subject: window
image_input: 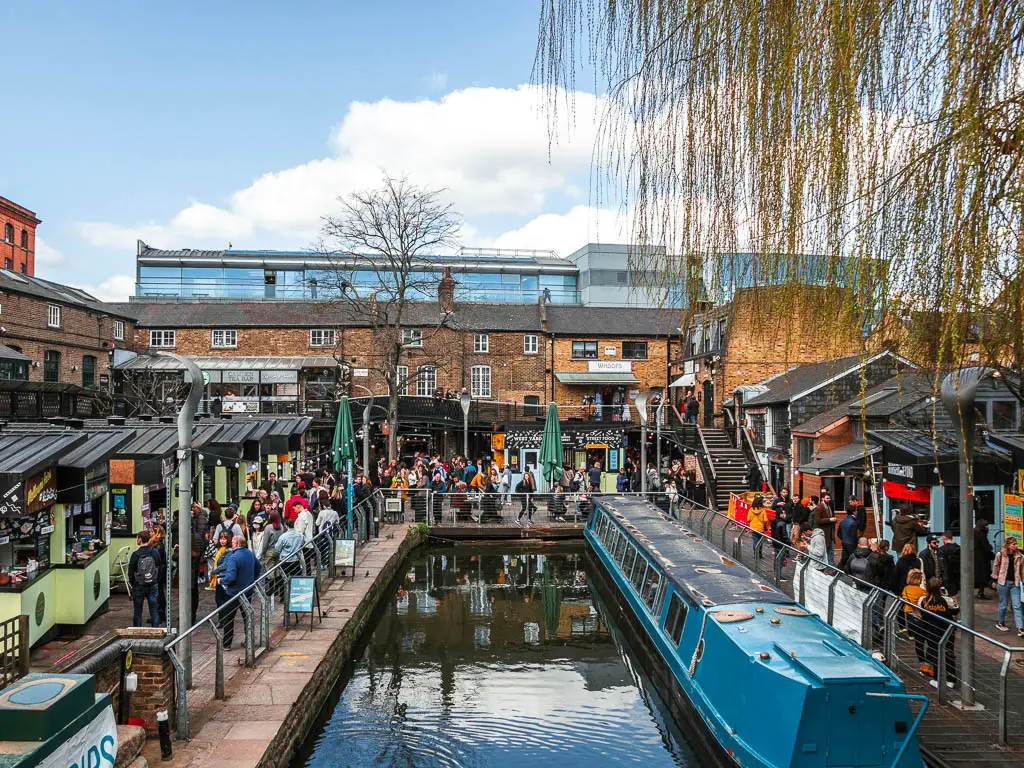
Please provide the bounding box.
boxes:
[20,230,27,249]
[524,334,538,354]
[3,259,10,270]
[622,545,637,577]
[211,329,237,348]
[43,350,60,383]
[473,333,489,353]
[471,365,491,398]
[113,320,124,341]
[402,328,423,347]
[797,437,814,467]
[47,305,61,328]
[82,355,96,389]
[150,330,176,348]
[663,592,688,646]
[415,365,436,396]
[641,568,662,611]
[396,365,409,396]
[524,394,541,418]
[309,329,336,347]
[3,224,11,243]
[630,555,647,591]
[572,341,598,359]
[622,341,648,359]
[991,401,1019,430]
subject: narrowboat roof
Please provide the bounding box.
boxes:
[595,495,794,607]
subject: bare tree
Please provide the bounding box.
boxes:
[318,174,462,460]
[99,368,188,417]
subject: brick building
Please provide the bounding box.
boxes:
[0,270,136,419]
[0,197,40,276]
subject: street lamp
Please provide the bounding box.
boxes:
[460,392,472,458]
[635,391,651,493]
[654,388,665,477]
[941,366,993,709]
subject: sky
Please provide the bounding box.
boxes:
[0,2,631,301]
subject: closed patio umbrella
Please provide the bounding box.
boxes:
[333,396,357,537]
[539,402,563,485]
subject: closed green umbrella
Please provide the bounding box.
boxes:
[332,396,357,537]
[539,402,563,484]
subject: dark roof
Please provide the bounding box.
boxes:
[266,416,314,436]
[544,305,680,336]
[0,345,29,362]
[866,428,962,460]
[791,372,936,434]
[57,429,136,469]
[598,495,793,607]
[0,431,87,475]
[744,352,898,407]
[115,426,181,457]
[797,442,880,475]
[0,269,135,319]
[987,433,1024,456]
[107,299,542,332]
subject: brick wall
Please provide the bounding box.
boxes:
[2,291,135,386]
[0,197,39,275]
[131,650,176,736]
[551,336,673,408]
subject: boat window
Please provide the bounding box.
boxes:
[631,558,647,591]
[595,515,606,541]
[617,540,632,569]
[622,545,637,576]
[643,569,662,611]
[664,592,687,646]
[611,532,626,562]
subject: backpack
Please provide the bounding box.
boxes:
[135,550,159,587]
[849,552,871,581]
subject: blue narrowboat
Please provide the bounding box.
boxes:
[585,495,925,768]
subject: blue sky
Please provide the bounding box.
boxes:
[0,2,626,300]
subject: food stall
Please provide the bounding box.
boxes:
[49,429,135,629]
[0,431,86,647]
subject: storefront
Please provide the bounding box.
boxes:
[795,443,880,535]
[554,364,640,423]
[0,431,85,646]
[498,423,628,491]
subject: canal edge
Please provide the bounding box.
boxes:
[257,526,427,768]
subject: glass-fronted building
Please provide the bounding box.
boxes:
[135,242,581,304]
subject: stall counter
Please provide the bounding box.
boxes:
[52,547,110,626]
[0,568,56,647]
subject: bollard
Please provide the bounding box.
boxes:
[157,709,173,760]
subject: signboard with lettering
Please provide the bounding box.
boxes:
[334,539,356,569]
[260,370,298,384]
[588,360,632,373]
[1005,494,1023,546]
[39,699,117,768]
[504,426,626,450]
[26,468,57,514]
[287,576,321,630]
[223,370,259,384]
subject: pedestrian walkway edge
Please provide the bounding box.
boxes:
[257,528,425,768]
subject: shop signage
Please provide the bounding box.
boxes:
[161,455,178,479]
[0,478,23,517]
[25,468,58,515]
[1005,494,1023,546]
[1018,469,1024,496]
[223,370,259,384]
[886,463,914,480]
[110,485,132,536]
[603,346,616,356]
[224,401,259,413]
[203,370,222,383]
[260,370,298,384]
[504,426,626,450]
[588,360,632,373]
[353,368,369,378]
[39,701,117,768]
[85,470,109,501]
[491,433,505,451]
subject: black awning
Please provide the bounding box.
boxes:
[797,443,879,475]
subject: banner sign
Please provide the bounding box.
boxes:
[288,576,316,613]
[504,427,625,450]
[110,485,132,535]
[0,466,58,518]
[334,539,356,569]
[1005,494,1023,545]
[39,701,117,768]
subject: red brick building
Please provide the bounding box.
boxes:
[0,197,40,276]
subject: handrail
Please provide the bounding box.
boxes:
[675,494,1022,652]
[696,429,717,481]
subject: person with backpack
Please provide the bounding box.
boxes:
[129,530,163,628]
[845,537,878,587]
[918,576,959,682]
[837,513,860,570]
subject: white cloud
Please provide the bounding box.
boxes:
[77,85,609,252]
[486,204,634,258]
[34,238,64,264]
[71,275,136,302]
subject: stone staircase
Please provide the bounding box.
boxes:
[700,427,751,510]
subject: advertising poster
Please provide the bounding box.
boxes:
[1005,494,1023,544]
[288,576,316,613]
[334,539,356,568]
[110,485,132,535]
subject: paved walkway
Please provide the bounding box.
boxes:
[140,526,409,768]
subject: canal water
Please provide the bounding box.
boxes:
[294,544,698,767]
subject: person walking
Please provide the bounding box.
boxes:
[937,530,961,599]
[588,461,602,493]
[500,464,513,506]
[874,540,897,593]
[295,498,317,546]
[284,483,310,523]
[838,512,860,570]
[812,494,837,564]
[211,535,263,650]
[992,536,1024,636]
[919,535,942,583]
[918,576,959,683]
[771,488,794,537]
[189,502,209,624]
[515,471,537,526]
[129,530,163,628]
[901,569,927,657]
[747,495,769,553]
[975,521,995,600]
[275,517,305,598]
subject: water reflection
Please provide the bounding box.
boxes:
[297,546,695,767]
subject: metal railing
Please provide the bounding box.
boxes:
[374,488,674,527]
[672,496,1024,751]
[164,494,380,739]
[0,615,29,687]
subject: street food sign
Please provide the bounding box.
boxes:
[1005,494,1023,545]
[0,467,58,517]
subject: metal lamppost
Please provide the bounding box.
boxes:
[460,392,472,458]
[635,391,651,493]
[362,396,373,478]
[655,388,665,476]
[157,353,203,674]
[941,366,992,709]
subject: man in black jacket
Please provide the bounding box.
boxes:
[938,530,961,597]
[771,488,794,535]
[129,530,163,628]
[919,535,942,582]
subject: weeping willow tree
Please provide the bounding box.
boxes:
[534,0,1023,392]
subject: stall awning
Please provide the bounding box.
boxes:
[554,372,640,385]
[0,344,30,362]
[797,443,880,476]
[883,480,931,503]
[669,373,696,388]
[116,355,337,371]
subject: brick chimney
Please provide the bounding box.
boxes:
[438,267,455,314]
